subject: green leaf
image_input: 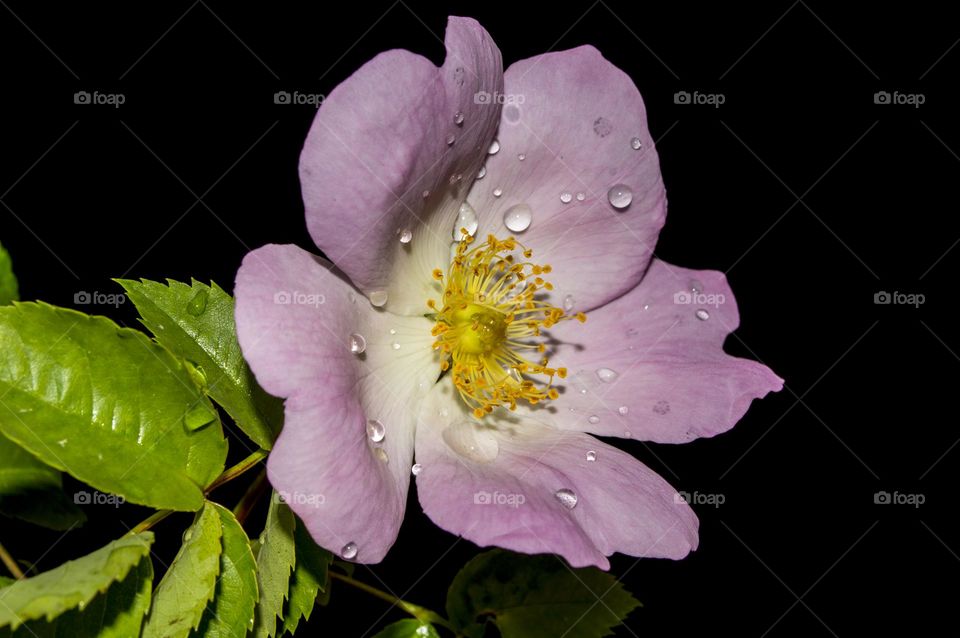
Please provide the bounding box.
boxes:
[0,432,58,495]
[281,520,332,635]
[0,532,153,629]
[371,619,441,638]
[143,503,222,638]
[446,550,642,638]
[0,434,85,530]
[0,577,12,588]
[0,242,17,306]
[251,494,296,638]
[193,502,259,638]
[0,302,228,511]
[116,278,284,450]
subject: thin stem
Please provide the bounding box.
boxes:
[328,571,452,629]
[129,509,173,536]
[232,469,268,524]
[0,540,25,580]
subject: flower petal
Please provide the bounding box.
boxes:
[529,259,783,443]
[235,244,436,562]
[414,386,698,569]
[466,45,666,312]
[299,16,503,315]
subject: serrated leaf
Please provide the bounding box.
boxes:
[0,532,153,629]
[192,502,259,638]
[446,550,642,638]
[0,242,17,306]
[117,278,283,450]
[281,520,332,635]
[371,619,441,638]
[143,503,222,638]
[0,434,85,530]
[251,494,296,638]
[0,302,228,511]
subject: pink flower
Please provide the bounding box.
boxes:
[234,17,782,569]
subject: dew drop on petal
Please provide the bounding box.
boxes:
[563,295,575,312]
[630,136,643,150]
[476,165,486,179]
[341,542,358,559]
[588,414,600,424]
[576,192,586,201]
[618,405,629,416]
[593,116,613,137]
[559,191,572,204]
[608,184,633,210]
[586,450,597,462]
[696,308,710,321]
[366,419,385,442]
[653,400,671,415]
[517,152,526,161]
[503,104,521,123]
[389,328,397,335]
[488,139,500,155]
[411,463,423,476]
[391,341,401,350]
[624,429,632,438]
[492,187,503,198]
[449,173,463,185]
[398,228,412,244]
[596,368,618,383]
[369,290,388,307]
[689,279,703,294]
[453,67,465,86]
[452,201,479,240]
[503,203,532,232]
[442,421,500,463]
[446,134,456,146]
[453,111,464,125]
[421,189,430,199]
[554,488,579,509]
[349,333,366,354]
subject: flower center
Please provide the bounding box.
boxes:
[429,233,585,419]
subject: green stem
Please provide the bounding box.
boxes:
[0,540,25,580]
[232,469,268,524]
[328,571,452,629]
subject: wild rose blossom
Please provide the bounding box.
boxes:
[234,17,782,569]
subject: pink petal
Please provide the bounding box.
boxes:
[531,259,783,443]
[234,244,436,562]
[300,17,503,315]
[414,387,698,569]
[466,45,667,312]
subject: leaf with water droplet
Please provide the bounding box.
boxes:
[371,619,442,637]
[0,432,86,530]
[186,288,208,316]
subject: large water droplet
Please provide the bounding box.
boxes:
[588,415,600,424]
[187,289,208,316]
[453,111,464,125]
[349,333,366,354]
[366,419,385,442]
[554,488,579,509]
[596,368,618,383]
[369,290,388,307]
[411,463,423,476]
[559,191,572,204]
[593,116,613,137]
[563,295,575,312]
[696,308,710,321]
[503,203,532,232]
[341,542,358,559]
[453,201,479,240]
[398,228,412,244]
[586,450,597,462]
[630,136,643,150]
[488,139,500,155]
[476,165,486,179]
[608,184,633,210]
[653,400,671,415]
[442,421,500,463]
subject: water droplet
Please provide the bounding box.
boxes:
[630,136,643,150]
[186,289,208,316]
[488,139,500,155]
[503,203,532,232]
[369,290,388,307]
[653,400,671,415]
[642,304,650,311]
[366,419,385,442]
[596,368,618,383]
[517,153,526,161]
[392,341,401,350]
[422,189,430,199]
[607,184,633,210]
[618,405,629,416]
[586,450,597,462]
[442,421,500,463]
[503,104,521,123]
[580,388,588,395]
[624,429,632,438]
[183,529,193,542]
[476,165,486,179]
[588,415,600,424]
[446,134,456,146]
[398,228,412,244]
[416,626,430,637]
[449,173,463,185]
[453,67,465,86]
[695,308,710,321]
[374,447,389,463]
[341,542,358,559]
[349,333,366,354]
[411,463,423,476]
[452,201,479,239]
[593,116,613,137]
[689,279,703,294]
[453,111,464,125]
[576,192,586,201]
[559,191,572,204]
[389,328,397,335]
[58,438,67,447]
[563,295,575,312]
[492,187,503,198]
[554,488,579,509]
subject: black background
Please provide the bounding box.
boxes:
[1,1,956,636]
